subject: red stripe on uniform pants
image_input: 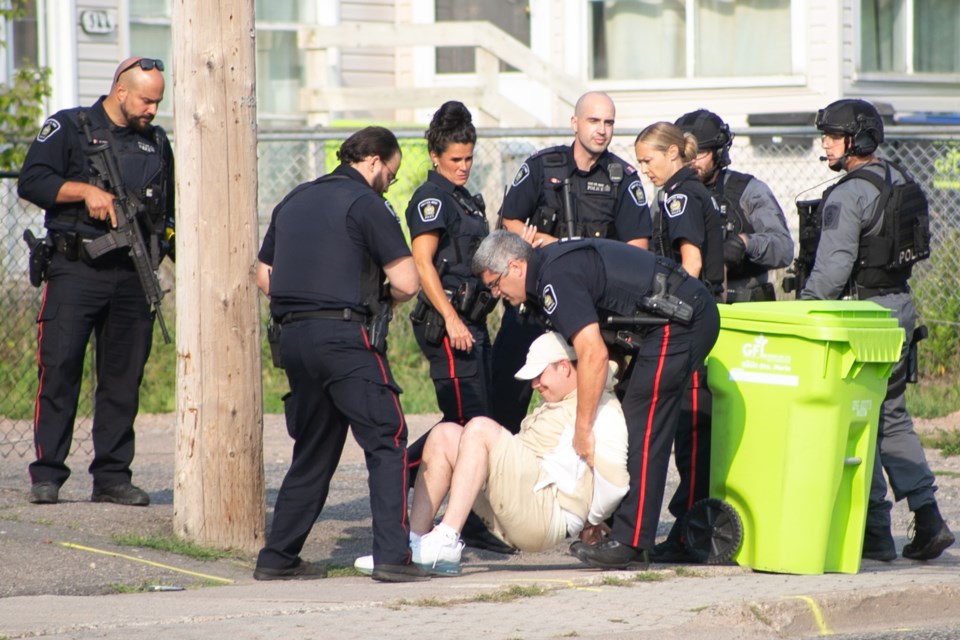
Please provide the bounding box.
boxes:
[32,281,50,461]
[687,370,699,510]
[442,336,465,425]
[631,325,671,548]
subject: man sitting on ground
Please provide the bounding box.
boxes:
[357,331,629,575]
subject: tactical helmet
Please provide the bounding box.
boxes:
[815,99,884,156]
[675,109,733,168]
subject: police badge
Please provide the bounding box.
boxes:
[629,181,647,206]
[666,193,688,218]
[418,198,442,222]
[541,284,558,314]
[36,118,61,143]
[512,162,530,187]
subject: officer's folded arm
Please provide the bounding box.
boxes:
[383,255,419,302]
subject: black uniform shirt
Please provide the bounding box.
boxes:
[18,96,174,237]
[405,170,488,283]
[523,239,659,342]
[655,166,714,251]
[503,144,651,242]
[259,164,411,317]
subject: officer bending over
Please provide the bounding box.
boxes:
[473,230,719,569]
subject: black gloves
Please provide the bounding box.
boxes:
[723,234,747,267]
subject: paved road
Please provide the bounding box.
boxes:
[1,413,959,639]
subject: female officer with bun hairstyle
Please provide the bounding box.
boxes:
[405,101,495,461]
[634,121,724,563]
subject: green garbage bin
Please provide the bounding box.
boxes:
[703,300,904,575]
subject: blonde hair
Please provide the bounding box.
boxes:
[636,122,699,163]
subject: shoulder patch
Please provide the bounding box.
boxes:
[36,118,61,143]
[665,193,688,218]
[628,181,647,207]
[417,197,442,222]
[512,162,531,188]
[384,200,399,221]
[541,284,558,315]
[822,202,840,230]
[624,164,637,175]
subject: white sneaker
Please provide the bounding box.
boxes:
[353,555,374,576]
[413,528,464,576]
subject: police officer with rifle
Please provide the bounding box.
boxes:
[18,57,174,507]
[800,99,953,562]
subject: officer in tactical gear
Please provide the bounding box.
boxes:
[18,57,175,508]
[801,98,953,562]
[491,91,652,435]
[254,127,428,583]
[675,109,794,303]
[473,230,719,570]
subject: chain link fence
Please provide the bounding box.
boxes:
[2,127,959,458]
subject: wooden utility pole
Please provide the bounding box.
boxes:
[171,0,264,551]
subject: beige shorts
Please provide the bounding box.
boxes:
[471,433,568,552]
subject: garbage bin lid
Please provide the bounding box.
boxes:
[718,301,904,363]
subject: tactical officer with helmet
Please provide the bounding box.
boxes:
[801,99,954,562]
[473,230,719,570]
[254,127,428,583]
[491,91,651,434]
[675,109,794,303]
[18,57,174,507]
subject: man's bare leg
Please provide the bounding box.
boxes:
[439,417,506,532]
[409,422,462,535]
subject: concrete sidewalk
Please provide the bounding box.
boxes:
[2,414,959,639]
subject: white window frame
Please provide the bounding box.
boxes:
[585,0,807,89]
[854,0,960,84]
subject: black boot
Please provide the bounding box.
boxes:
[650,521,694,563]
[902,503,955,561]
[861,525,897,562]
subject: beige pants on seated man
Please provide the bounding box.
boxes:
[403,331,630,575]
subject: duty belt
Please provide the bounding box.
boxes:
[280,309,368,325]
[857,285,909,300]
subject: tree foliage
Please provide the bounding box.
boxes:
[0,2,52,171]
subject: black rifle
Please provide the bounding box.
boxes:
[77,111,171,344]
[561,177,577,240]
[782,198,822,296]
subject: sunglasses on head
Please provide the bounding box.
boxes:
[115,58,164,83]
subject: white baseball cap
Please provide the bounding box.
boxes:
[514,331,577,380]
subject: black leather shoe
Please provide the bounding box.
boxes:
[903,504,955,561]
[254,561,328,581]
[459,516,518,555]
[649,537,695,564]
[862,525,897,562]
[30,482,59,504]
[571,539,650,570]
[91,482,150,506]
[371,562,431,583]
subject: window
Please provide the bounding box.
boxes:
[1,0,40,81]
[128,0,312,120]
[589,0,792,80]
[860,0,960,74]
[435,0,530,73]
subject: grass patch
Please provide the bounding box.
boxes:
[906,378,960,419]
[748,603,775,628]
[934,470,960,479]
[673,566,705,578]
[632,571,665,582]
[600,575,633,587]
[471,584,549,603]
[110,533,236,561]
[920,429,960,457]
[110,583,145,594]
[326,565,367,578]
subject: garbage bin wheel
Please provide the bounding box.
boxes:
[682,498,742,565]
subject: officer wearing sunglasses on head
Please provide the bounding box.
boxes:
[18,57,175,508]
